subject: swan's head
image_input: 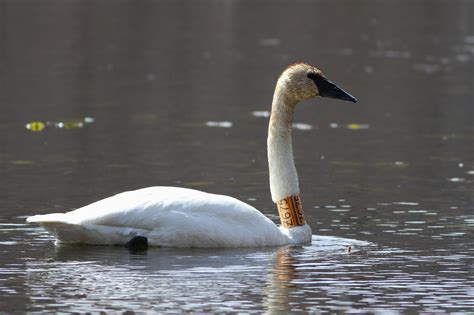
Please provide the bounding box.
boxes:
[277,63,357,103]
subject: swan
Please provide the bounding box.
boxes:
[27,63,357,248]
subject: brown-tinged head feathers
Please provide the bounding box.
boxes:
[276,62,357,103]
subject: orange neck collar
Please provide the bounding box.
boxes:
[277,194,305,228]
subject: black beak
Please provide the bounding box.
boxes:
[307,73,357,103]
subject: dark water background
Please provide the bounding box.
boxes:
[1,0,473,312]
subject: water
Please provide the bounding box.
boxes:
[1,0,473,312]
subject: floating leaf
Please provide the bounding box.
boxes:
[346,123,370,130]
[62,121,85,129]
[26,117,93,131]
[26,121,45,132]
[55,120,84,129]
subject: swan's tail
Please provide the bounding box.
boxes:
[27,214,150,245]
[27,214,92,243]
[27,213,68,224]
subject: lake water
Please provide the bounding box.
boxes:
[1,0,473,313]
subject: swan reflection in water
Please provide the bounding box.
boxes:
[263,246,301,313]
[25,236,366,313]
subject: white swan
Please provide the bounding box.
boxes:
[27,63,357,248]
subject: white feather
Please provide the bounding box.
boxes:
[27,187,311,247]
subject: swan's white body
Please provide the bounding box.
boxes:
[27,63,356,247]
[27,187,311,247]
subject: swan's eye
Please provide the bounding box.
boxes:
[307,72,321,80]
[307,72,323,86]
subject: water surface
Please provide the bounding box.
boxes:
[1,0,473,312]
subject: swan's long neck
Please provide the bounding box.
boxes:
[268,90,298,202]
[268,87,306,228]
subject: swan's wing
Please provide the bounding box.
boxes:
[27,187,288,247]
[28,187,209,226]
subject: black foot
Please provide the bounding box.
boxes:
[126,236,148,250]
